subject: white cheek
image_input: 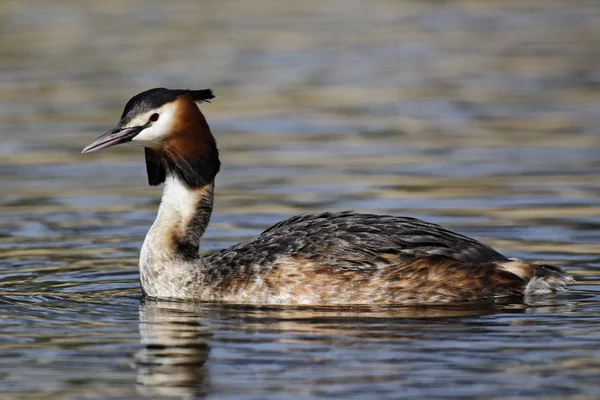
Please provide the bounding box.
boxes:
[128,103,177,148]
[130,125,165,147]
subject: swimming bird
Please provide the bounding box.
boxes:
[82,88,573,304]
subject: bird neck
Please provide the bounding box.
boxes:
[141,173,214,266]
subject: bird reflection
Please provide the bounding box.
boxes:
[135,298,574,398]
[134,300,494,397]
[136,299,212,398]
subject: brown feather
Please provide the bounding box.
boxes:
[162,95,220,188]
[199,255,539,304]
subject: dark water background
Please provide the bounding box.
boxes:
[1,1,600,399]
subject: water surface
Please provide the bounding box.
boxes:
[1,1,600,398]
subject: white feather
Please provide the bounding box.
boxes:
[524,277,553,295]
[128,102,178,148]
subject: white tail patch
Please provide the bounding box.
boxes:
[524,277,554,295]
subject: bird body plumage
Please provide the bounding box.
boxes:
[82,88,573,304]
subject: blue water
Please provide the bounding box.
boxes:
[1,1,600,398]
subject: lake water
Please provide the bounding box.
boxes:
[1,1,600,398]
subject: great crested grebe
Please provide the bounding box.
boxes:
[82,88,573,304]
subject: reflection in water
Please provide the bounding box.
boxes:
[136,298,579,398]
[135,300,493,397]
[137,300,212,398]
[2,0,600,398]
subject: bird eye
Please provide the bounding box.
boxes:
[149,113,159,122]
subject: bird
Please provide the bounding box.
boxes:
[82,88,573,304]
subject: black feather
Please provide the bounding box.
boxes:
[145,148,166,186]
[187,89,214,104]
[119,88,214,126]
[202,211,509,274]
[165,144,220,188]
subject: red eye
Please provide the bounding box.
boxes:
[149,113,159,122]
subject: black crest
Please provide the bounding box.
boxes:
[119,88,214,126]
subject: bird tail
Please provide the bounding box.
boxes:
[498,259,574,295]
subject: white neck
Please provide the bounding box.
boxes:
[139,174,214,297]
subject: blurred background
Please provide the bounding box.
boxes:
[2,1,600,399]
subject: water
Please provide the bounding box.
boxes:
[1,0,600,398]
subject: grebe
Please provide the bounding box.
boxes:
[82,88,573,304]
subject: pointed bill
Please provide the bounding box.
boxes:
[81,126,144,153]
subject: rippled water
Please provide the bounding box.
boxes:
[2,0,600,398]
